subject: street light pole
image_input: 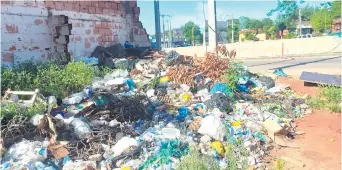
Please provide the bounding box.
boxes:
[154,0,161,50]
[231,15,234,43]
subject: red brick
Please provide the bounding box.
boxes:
[130,1,136,8]
[106,29,112,36]
[93,28,99,34]
[32,46,40,50]
[5,24,19,34]
[24,1,37,7]
[1,52,14,62]
[79,1,86,6]
[73,23,81,27]
[1,1,12,5]
[118,4,124,11]
[45,1,55,8]
[95,22,102,28]
[89,37,95,42]
[101,22,108,28]
[113,10,120,16]
[8,45,16,51]
[91,1,99,7]
[85,29,91,35]
[65,3,73,11]
[80,5,88,13]
[84,1,91,6]
[103,8,109,15]
[134,7,140,14]
[89,6,96,14]
[73,3,80,12]
[98,2,106,8]
[108,36,113,41]
[104,2,111,8]
[34,19,43,25]
[55,2,64,10]
[96,8,103,14]
[85,41,91,49]
[75,36,81,41]
[111,3,118,10]
[99,28,107,35]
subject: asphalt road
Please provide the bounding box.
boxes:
[241,56,342,78]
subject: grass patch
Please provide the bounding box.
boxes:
[225,142,249,170]
[307,85,341,113]
[1,61,112,98]
[0,102,46,120]
[274,159,286,170]
[176,146,219,170]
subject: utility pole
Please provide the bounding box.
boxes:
[154,0,161,50]
[161,14,166,48]
[298,0,302,37]
[231,15,234,43]
[192,26,195,46]
[208,0,217,50]
[169,15,172,48]
[226,16,229,43]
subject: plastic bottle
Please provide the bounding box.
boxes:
[70,118,92,139]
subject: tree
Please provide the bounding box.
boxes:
[227,25,239,43]
[181,21,203,45]
[331,1,341,19]
[268,0,305,30]
[311,8,332,33]
[239,16,251,29]
[261,18,275,34]
[301,4,318,21]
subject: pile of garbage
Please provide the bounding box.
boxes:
[0,48,312,170]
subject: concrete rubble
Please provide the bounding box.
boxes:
[0,47,312,170]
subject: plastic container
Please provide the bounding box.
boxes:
[70,118,92,139]
[62,92,85,105]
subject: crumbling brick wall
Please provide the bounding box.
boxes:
[1,0,150,66]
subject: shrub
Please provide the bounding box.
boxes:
[1,61,113,98]
[176,146,219,170]
[0,102,46,119]
[307,85,341,112]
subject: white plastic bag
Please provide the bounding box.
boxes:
[112,137,138,156]
[198,115,225,141]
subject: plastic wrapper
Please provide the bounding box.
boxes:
[70,118,92,139]
[2,140,48,165]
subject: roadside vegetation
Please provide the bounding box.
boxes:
[307,85,341,113]
[1,61,112,119]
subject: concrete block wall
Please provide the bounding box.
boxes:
[1,0,150,66]
[165,36,342,59]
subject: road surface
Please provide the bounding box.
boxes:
[241,56,342,78]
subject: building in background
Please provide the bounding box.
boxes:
[332,18,341,33]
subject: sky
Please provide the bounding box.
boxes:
[137,0,325,34]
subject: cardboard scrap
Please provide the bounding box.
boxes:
[263,119,297,147]
[48,142,69,159]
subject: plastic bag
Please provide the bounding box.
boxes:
[112,137,138,156]
[198,115,225,141]
[62,161,96,170]
[3,140,48,164]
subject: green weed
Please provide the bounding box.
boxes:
[307,85,341,113]
[274,159,286,170]
[176,146,219,170]
[1,61,113,98]
[0,102,46,119]
[225,142,249,170]
[221,61,244,92]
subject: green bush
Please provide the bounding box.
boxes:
[1,61,113,98]
[307,85,341,112]
[0,102,46,119]
[176,146,219,170]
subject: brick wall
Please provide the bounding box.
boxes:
[1,0,150,66]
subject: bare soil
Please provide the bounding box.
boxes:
[267,77,341,170]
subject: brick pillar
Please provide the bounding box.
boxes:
[48,15,72,64]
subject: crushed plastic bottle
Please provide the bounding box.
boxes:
[70,118,92,139]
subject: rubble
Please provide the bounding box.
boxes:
[0,48,314,170]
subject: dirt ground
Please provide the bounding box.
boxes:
[267,77,341,170]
